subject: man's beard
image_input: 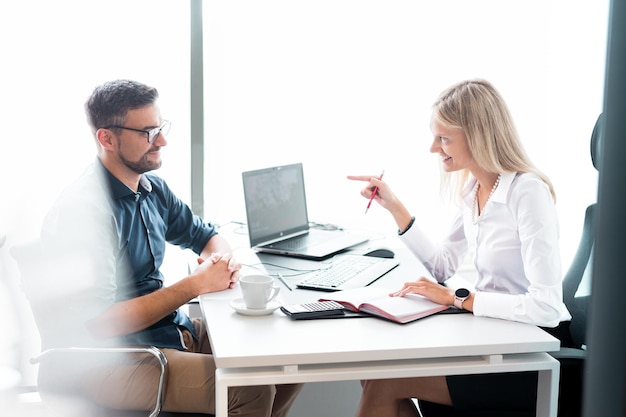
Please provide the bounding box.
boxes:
[120,149,162,174]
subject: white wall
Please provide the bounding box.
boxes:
[202,0,609,270]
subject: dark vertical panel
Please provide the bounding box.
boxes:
[584,1,626,416]
[190,0,204,216]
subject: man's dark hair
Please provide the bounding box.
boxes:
[85,80,159,134]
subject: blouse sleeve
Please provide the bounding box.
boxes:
[399,211,468,283]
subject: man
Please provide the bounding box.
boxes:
[38,79,301,415]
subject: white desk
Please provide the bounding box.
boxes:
[199,244,560,417]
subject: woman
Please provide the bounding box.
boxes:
[348,79,572,416]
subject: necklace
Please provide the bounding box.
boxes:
[472,174,501,225]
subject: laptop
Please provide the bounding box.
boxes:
[242,163,368,260]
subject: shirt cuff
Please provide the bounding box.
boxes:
[473,291,516,320]
[398,216,416,236]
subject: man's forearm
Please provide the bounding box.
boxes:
[86,277,197,339]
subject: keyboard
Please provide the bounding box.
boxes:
[296,254,399,292]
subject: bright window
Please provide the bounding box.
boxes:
[0,0,190,388]
[0,0,191,245]
[202,0,609,269]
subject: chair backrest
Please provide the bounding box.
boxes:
[10,240,59,345]
[561,203,594,349]
[560,113,603,349]
[10,240,94,350]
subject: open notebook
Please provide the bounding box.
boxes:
[242,163,367,260]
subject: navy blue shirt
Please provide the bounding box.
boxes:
[41,159,217,350]
[101,161,217,349]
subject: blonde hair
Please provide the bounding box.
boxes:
[432,79,556,202]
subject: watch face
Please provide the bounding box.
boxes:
[455,288,470,298]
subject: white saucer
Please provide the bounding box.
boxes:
[229,298,281,316]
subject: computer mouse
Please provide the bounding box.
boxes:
[363,247,395,259]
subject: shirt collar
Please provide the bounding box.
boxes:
[490,171,516,204]
[95,158,153,200]
[139,175,153,193]
[462,171,517,207]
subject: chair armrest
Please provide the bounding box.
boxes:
[549,347,587,360]
[188,298,202,318]
[31,346,168,417]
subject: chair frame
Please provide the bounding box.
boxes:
[30,346,168,417]
[10,240,171,417]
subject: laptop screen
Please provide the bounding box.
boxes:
[242,163,310,247]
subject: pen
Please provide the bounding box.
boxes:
[365,170,385,214]
[277,273,293,291]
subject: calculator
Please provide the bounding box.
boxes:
[280,300,346,320]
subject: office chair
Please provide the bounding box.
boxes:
[1,231,23,397]
[546,113,603,417]
[11,240,214,417]
[417,114,602,417]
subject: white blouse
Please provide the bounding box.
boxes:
[400,171,571,327]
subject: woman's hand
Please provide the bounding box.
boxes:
[347,174,413,232]
[347,174,397,211]
[390,277,455,306]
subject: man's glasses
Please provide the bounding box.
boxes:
[105,120,171,144]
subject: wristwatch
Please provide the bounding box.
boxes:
[453,288,470,310]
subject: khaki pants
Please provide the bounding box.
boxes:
[41,318,302,417]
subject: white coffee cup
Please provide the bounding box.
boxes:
[239,274,280,309]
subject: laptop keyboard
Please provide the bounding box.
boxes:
[296,255,399,291]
